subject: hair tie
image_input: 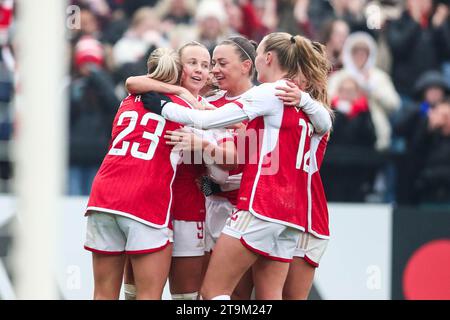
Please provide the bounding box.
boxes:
[290,36,296,44]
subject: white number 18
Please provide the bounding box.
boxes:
[296,118,313,172]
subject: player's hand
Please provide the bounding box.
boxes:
[275,81,302,106]
[179,88,203,109]
[196,100,217,111]
[141,92,170,115]
[165,128,206,152]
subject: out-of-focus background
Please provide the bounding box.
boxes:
[0,0,449,300]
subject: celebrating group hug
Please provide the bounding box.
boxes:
[83,31,333,300]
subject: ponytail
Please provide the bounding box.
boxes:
[263,33,334,118]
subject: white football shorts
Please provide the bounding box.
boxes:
[84,211,173,255]
[222,210,301,262]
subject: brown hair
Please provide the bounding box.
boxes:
[219,36,258,79]
[263,32,333,117]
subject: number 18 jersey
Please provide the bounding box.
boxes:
[236,81,316,231]
[86,94,189,228]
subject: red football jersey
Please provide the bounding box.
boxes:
[170,96,208,221]
[236,104,314,231]
[171,161,206,221]
[207,91,245,205]
[307,133,330,238]
[86,94,190,228]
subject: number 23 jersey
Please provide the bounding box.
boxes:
[86,94,188,228]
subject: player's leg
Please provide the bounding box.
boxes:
[282,257,315,300]
[123,257,136,300]
[84,212,127,300]
[202,251,211,278]
[252,257,290,300]
[129,244,173,299]
[200,233,258,299]
[169,256,205,300]
[283,232,329,300]
[119,216,174,299]
[241,215,299,300]
[92,252,126,299]
[169,220,205,300]
[231,268,253,300]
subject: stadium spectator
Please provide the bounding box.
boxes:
[319,19,350,72]
[329,31,400,152]
[394,70,450,204]
[69,36,119,195]
[71,5,102,42]
[112,7,168,68]
[328,31,401,203]
[308,0,373,35]
[386,0,450,99]
[322,75,378,202]
[119,0,160,18]
[274,0,314,39]
[194,0,229,54]
[156,0,195,26]
[410,99,450,205]
[224,0,271,42]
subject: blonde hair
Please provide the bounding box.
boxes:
[263,32,333,118]
[147,47,181,85]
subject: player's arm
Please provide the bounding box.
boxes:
[125,75,200,109]
[275,82,332,134]
[126,75,184,95]
[141,84,279,129]
[143,92,249,130]
[204,139,238,171]
[165,129,238,171]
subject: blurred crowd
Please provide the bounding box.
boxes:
[0,0,450,206]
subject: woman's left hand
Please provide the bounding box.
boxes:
[275,81,302,106]
[165,128,206,152]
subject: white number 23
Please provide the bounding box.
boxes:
[108,111,166,161]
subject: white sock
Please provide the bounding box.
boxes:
[211,295,231,300]
[171,292,199,300]
[124,284,136,300]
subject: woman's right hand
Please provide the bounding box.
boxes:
[179,87,217,110]
[275,81,302,106]
[178,88,203,109]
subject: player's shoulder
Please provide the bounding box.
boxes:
[164,93,192,108]
[118,94,143,110]
[246,81,283,99]
[258,80,286,91]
